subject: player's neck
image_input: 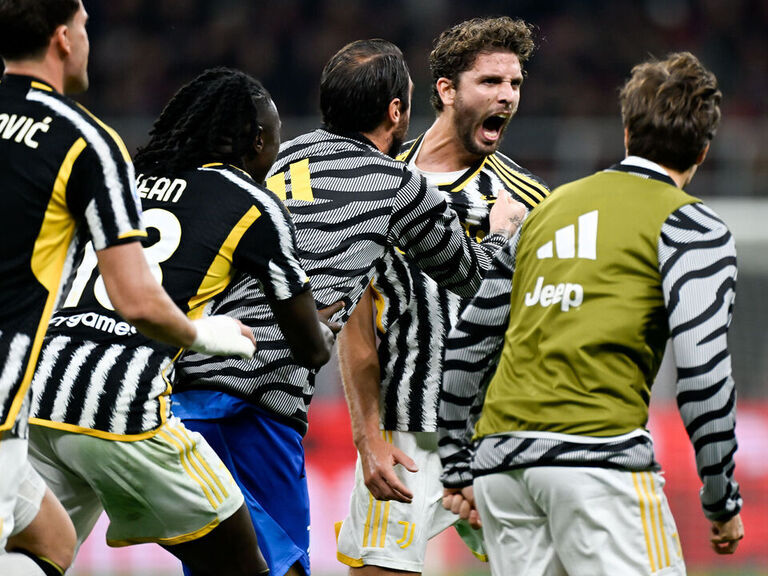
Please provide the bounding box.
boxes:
[3,58,64,93]
[415,116,480,173]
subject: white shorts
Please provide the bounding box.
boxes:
[474,467,686,576]
[336,430,485,572]
[28,417,244,547]
[0,431,27,548]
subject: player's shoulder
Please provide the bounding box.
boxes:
[485,151,550,208]
[198,163,287,213]
[274,129,407,175]
[487,151,548,190]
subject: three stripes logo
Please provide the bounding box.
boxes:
[524,210,598,312]
[536,210,598,260]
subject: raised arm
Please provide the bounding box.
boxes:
[97,243,255,357]
[659,202,743,554]
[437,231,521,488]
[389,170,525,297]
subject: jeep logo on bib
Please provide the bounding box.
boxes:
[524,276,584,311]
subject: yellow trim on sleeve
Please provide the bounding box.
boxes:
[117,229,148,240]
[187,206,261,317]
[370,283,386,335]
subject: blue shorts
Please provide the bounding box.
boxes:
[174,391,310,576]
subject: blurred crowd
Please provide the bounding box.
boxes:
[82,0,767,120]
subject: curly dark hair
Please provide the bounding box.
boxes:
[320,38,410,134]
[0,0,80,60]
[134,67,272,175]
[620,52,721,172]
[429,16,536,112]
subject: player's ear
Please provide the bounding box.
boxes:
[436,77,455,107]
[387,98,401,125]
[52,23,71,57]
[252,125,264,155]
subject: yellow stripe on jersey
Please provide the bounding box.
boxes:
[117,229,147,240]
[266,172,286,200]
[289,158,314,202]
[3,139,84,431]
[158,429,219,509]
[76,103,132,163]
[187,206,262,317]
[451,158,488,192]
[487,155,547,204]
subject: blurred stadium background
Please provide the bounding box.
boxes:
[22,0,766,574]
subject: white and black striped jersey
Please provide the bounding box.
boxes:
[0,74,144,433]
[175,129,509,434]
[30,164,308,438]
[438,159,742,521]
[374,135,549,431]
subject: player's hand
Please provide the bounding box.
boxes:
[359,435,418,503]
[442,486,481,529]
[318,301,344,334]
[710,513,744,554]
[489,189,526,238]
[189,316,256,359]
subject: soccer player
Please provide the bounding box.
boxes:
[172,39,527,576]
[334,17,549,576]
[27,68,336,575]
[0,2,255,575]
[438,52,744,575]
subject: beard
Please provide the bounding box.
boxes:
[453,94,514,158]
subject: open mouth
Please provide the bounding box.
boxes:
[481,114,509,142]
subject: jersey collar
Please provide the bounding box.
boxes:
[606,156,677,187]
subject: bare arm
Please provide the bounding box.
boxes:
[97,242,255,356]
[269,291,341,370]
[338,286,417,502]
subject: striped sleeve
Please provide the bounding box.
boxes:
[437,230,521,487]
[659,202,742,521]
[389,169,506,298]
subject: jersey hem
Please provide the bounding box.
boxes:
[29,417,164,441]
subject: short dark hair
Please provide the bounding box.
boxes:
[429,17,536,112]
[0,0,80,61]
[320,39,410,134]
[620,52,721,172]
[134,67,272,175]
